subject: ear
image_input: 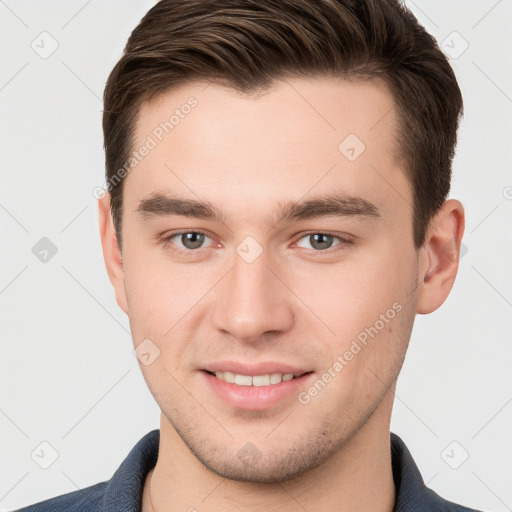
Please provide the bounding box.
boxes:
[98,195,128,314]
[416,199,465,314]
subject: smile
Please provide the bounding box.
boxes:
[202,369,315,410]
[207,370,304,386]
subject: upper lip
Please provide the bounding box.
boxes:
[203,361,311,377]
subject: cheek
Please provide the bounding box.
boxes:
[123,257,175,340]
[291,242,416,377]
[298,248,412,328]
[122,252,216,346]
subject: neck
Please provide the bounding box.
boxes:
[143,405,395,512]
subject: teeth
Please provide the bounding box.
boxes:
[214,371,296,386]
[223,371,236,383]
[252,374,270,386]
[270,373,282,384]
[234,374,252,386]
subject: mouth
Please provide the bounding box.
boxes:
[201,368,315,410]
[203,370,312,386]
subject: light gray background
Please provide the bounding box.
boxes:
[1,1,511,510]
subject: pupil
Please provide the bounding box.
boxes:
[311,234,333,250]
[182,232,204,249]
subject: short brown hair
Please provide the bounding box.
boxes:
[103,0,463,250]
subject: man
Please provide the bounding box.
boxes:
[14,0,480,510]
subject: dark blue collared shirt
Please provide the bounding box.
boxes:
[12,430,482,511]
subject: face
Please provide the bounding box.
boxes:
[104,77,424,482]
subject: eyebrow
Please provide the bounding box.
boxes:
[136,191,381,225]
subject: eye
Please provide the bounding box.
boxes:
[295,232,352,252]
[164,231,214,253]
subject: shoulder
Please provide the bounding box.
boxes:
[410,484,484,512]
[391,432,484,512]
[10,429,159,512]
[10,481,107,512]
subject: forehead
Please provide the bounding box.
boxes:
[125,76,411,221]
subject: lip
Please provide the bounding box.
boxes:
[201,369,314,411]
[202,361,311,377]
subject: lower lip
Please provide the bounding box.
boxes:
[201,371,314,410]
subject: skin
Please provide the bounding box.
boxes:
[98,77,465,512]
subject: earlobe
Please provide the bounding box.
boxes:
[416,199,465,314]
[97,195,129,314]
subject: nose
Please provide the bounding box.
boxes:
[211,246,295,344]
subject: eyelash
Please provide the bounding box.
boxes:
[160,230,353,256]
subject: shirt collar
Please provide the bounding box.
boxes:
[102,429,159,511]
[100,429,432,511]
